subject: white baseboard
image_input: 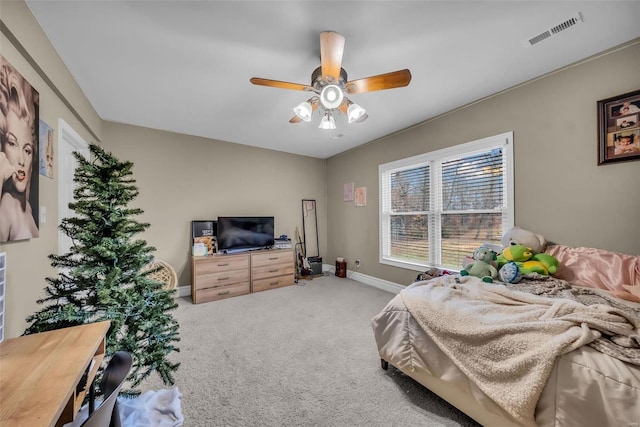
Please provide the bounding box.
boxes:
[176,285,191,298]
[345,270,404,294]
[322,263,404,294]
[177,266,405,299]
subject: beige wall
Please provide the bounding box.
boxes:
[101,122,327,287]
[0,1,102,338]
[326,41,640,286]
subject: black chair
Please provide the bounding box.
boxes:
[81,351,132,427]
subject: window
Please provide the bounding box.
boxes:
[379,132,514,271]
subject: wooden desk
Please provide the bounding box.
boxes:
[0,321,110,427]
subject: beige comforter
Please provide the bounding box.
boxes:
[400,275,639,426]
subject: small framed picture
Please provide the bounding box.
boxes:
[597,89,640,165]
[355,187,367,207]
[343,182,354,202]
[39,120,54,178]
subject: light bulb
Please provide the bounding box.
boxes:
[319,85,344,109]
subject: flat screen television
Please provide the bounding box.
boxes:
[216,216,275,253]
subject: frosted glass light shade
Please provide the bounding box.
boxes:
[319,85,344,109]
[347,103,366,123]
[293,101,313,122]
[319,113,336,130]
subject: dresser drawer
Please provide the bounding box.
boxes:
[194,255,249,275]
[251,251,293,268]
[195,281,250,303]
[252,274,295,293]
[194,268,249,290]
[252,263,295,281]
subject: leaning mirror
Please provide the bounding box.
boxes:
[302,199,319,258]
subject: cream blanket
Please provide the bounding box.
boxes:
[400,275,638,426]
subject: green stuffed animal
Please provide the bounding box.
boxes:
[497,244,558,276]
[497,245,533,268]
[530,253,559,275]
[460,247,498,283]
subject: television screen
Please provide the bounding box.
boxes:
[217,216,275,253]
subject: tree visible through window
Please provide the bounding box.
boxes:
[389,164,430,264]
[379,132,513,271]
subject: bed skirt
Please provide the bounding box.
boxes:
[372,293,640,426]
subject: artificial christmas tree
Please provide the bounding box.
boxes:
[25,143,180,393]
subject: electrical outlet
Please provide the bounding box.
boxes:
[355,259,361,268]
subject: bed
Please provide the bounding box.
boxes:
[371,245,640,427]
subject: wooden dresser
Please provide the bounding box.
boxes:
[191,253,250,304]
[190,249,295,304]
[251,250,295,292]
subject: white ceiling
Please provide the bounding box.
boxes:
[25,1,640,159]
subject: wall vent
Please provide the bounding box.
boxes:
[527,13,583,46]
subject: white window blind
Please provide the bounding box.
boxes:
[379,132,514,271]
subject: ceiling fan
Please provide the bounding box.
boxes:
[250,31,411,130]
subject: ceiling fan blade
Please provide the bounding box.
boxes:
[320,31,345,82]
[250,77,312,92]
[289,99,319,123]
[339,100,348,116]
[345,69,412,94]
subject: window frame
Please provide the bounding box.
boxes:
[378,132,514,272]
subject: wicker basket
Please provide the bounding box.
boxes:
[144,260,178,290]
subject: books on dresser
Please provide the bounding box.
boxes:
[191,220,217,256]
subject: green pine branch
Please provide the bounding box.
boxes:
[24,143,180,396]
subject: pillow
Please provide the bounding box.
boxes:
[623,284,640,298]
[545,245,640,293]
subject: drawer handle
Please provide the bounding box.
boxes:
[269,269,279,273]
[217,263,229,267]
[218,276,230,281]
[218,290,230,295]
[269,257,279,260]
[270,282,279,286]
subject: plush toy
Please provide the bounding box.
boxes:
[460,247,498,283]
[497,244,558,276]
[501,227,547,254]
[499,261,523,283]
[530,253,559,275]
[497,245,534,268]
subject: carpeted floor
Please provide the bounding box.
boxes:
[139,274,480,426]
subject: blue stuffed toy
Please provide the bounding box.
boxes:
[498,261,523,283]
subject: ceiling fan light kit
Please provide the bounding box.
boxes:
[250,31,411,131]
[319,112,336,130]
[320,85,344,109]
[347,102,366,124]
[293,101,313,122]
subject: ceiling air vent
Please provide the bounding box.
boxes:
[527,13,583,46]
[528,31,552,46]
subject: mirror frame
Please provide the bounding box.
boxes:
[301,199,319,258]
